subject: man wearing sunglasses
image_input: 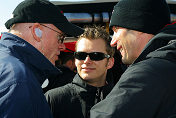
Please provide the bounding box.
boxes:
[0,0,83,118]
[45,26,115,118]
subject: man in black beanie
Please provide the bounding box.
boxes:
[0,0,83,118]
[90,0,176,118]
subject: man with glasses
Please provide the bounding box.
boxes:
[45,26,115,118]
[0,0,83,118]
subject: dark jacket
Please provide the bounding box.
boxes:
[0,32,60,118]
[90,23,176,118]
[45,73,115,118]
[43,66,76,93]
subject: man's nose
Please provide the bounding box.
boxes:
[84,55,92,63]
[59,43,66,51]
[110,34,118,47]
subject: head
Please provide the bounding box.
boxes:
[58,52,76,71]
[110,0,171,65]
[75,26,115,87]
[5,0,84,65]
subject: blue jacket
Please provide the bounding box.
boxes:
[0,32,60,118]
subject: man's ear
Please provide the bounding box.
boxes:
[107,57,114,69]
[31,23,42,42]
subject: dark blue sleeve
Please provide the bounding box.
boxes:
[0,82,36,118]
[0,62,53,118]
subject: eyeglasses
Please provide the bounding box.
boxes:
[74,52,110,61]
[40,24,66,43]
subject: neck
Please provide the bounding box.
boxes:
[9,30,23,38]
[86,78,106,87]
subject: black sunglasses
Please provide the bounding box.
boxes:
[74,52,110,61]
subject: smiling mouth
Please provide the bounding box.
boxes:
[82,68,95,71]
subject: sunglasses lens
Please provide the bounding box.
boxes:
[89,52,106,61]
[74,52,87,60]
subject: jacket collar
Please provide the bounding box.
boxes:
[72,74,114,102]
[72,73,114,93]
[72,74,97,92]
[134,24,176,64]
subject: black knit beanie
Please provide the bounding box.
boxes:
[109,0,171,34]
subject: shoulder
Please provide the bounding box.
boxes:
[0,57,31,89]
[45,84,75,101]
[0,55,28,75]
[119,57,175,88]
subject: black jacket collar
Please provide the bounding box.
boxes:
[134,24,176,64]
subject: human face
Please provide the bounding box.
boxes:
[41,24,65,65]
[75,38,114,87]
[111,26,147,65]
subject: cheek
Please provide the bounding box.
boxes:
[122,39,131,48]
[46,33,58,46]
[75,59,78,66]
[75,60,82,69]
[96,61,108,70]
[47,39,59,52]
[122,33,136,49]
[43,41,58,58]
[45,44,56,54]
